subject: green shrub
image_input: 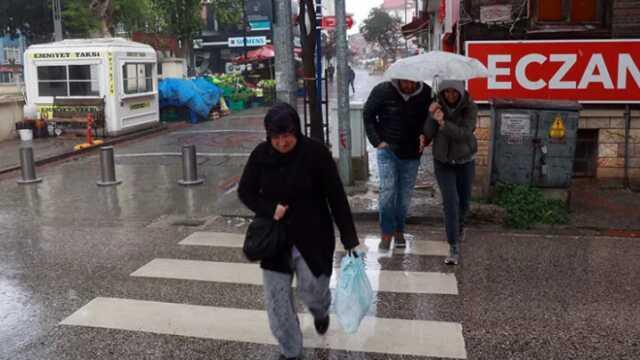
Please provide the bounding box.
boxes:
[494,184,569,229]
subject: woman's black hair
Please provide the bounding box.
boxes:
[264,102,302,139]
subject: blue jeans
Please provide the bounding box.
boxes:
[377,148,420,235]
[434,160,475,248]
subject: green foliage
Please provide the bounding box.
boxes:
[207,0,242,28]
[152,0,203,42]
[63,0,99,38]
[0,0,53,43]
[113,0,158,34]
[359,8,402,62]
[495,184,569,229]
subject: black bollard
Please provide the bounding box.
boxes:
[97,146,122,186]
[178,144,204,186]
[17,147,42,184]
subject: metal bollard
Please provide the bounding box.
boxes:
[178,144,204,186]
[96,146,122,186]
[17,147,42,184]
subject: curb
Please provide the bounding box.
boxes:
[0,123,173,176]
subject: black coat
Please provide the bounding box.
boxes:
[238,138,359,277]
[363,81,431,159]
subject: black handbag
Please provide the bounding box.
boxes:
[243,216,287,262]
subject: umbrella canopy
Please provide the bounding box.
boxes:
[384,51,489,83]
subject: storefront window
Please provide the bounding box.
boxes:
[536,0,601,24]
[37,64,99,97]
[123,63,153,95]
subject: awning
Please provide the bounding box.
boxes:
[233,45,302,64]
[401,15,430,39]
[0,65,22,73]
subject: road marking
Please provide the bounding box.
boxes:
[61,297,467,359]
[131,259,458,295]
[179,232,450,257]
[115,152,250,158]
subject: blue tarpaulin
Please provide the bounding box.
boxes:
[159,77,223,123]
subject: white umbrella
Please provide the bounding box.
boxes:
[383,51,489,83]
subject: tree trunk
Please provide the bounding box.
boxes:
[90,0,113,37]
[299,0,323,143]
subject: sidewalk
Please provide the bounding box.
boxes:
[0,124,172,175]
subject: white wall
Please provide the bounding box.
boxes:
[0,96,24,141]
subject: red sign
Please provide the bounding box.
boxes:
[466,40,640,103]
[321,16,354,30]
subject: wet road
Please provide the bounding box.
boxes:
[1,72,639,359]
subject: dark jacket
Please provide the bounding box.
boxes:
[237,138,359,277]
[423,80,478,164]
[363,81,432,159]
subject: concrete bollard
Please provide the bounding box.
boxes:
[17,147,42,184]
[178,144,204,186]
[96,146,122,186]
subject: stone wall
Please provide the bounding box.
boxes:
[580,109,640,179]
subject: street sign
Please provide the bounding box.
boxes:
[249,21,271,31]
[321,16,354,30]
[466,40,640,103]
[228,36,267,48]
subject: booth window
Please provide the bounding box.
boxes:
[123,63,153,94]
[37,64,99,97]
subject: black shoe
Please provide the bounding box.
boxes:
[279,356,300,360]
[314,315,330,335]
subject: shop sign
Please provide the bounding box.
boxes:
[228,36,267,48]
[31,51,101,59]
[466,40,640,103]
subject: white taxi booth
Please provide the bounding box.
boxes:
[23,38,159,135]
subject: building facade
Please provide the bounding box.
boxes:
[0,34,27,84]
[414,0,640,187]
[194,0,275,74]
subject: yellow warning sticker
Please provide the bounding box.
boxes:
[549,115,566,140]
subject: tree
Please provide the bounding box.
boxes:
[64,0,99,38]
[89,0,113,37]
[299,0,323,143]
[0,0,54,43]
[207,0,243,29]
[322,32,336,65]
[113,0,159,35]
[360,7,402,64]
[153,0,203,66]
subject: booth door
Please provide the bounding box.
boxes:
[119,61,159,129]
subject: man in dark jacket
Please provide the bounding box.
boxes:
[363,79,431,250]
[238,103,359,360]
[424,80,478,265]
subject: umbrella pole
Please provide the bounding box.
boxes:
[432,75,439,102]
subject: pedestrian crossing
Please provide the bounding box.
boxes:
[131,258,458,294]
[60,231,467,359]
[178,231,451,256]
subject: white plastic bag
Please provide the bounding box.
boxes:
[334,251,373,334]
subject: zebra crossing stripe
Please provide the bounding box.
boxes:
[60,297,467,359]
[130,258,459,295]
[178,232,450,257]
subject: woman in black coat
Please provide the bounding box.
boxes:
[238,103,359,360]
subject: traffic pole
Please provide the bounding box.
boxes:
[273,0,297,106]
[335,0,352,185]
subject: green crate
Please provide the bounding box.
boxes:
[228,100,245,111]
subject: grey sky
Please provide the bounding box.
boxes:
[347,0,383,34]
